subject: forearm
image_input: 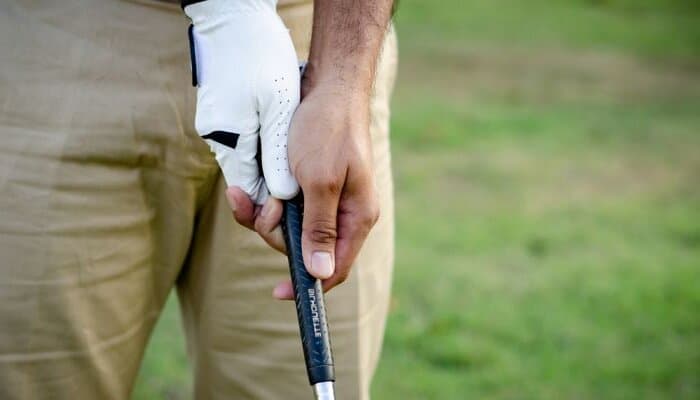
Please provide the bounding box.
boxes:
[304,0,394,97]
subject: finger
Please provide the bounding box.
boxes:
[335,197,380,274]
[272,280,294,300]
[258,52,300,200]
[301,174,344,280]
[254,196,286,253]
[207,133,268,205]
[320,208,377,294]
[323,170,380,293]
[225,186,257,230]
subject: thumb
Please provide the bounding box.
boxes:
[301,186,340,280]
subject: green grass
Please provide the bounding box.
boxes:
[134,0,700,398]
[397,0,700,57]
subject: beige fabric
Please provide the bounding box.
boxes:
[0,0,396,399]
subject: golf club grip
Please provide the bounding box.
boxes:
[281,193,335,385]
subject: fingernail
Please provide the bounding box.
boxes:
[311,252,334,279]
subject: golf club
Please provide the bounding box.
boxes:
[281,193,336,400]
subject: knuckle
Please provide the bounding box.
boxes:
[253,217,266,235]
[367,203,381,226]
[307,221,338,245]
[359,199,381,228]
[254,221,273,240]
[309,175,342,195]
[335,270,350,284]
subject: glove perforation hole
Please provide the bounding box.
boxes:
[270,74,295,180]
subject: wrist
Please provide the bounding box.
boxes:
[301,59,374,100]
[297,82,371,141]
[301,77,371,112]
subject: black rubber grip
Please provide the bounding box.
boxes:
[281,193,335,385]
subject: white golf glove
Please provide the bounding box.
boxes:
[185,0,300,204]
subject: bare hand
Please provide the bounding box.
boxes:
[226,83,379,300]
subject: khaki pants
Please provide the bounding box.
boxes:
[0,0,396,398]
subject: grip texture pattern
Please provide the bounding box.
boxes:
[281,194,335,385]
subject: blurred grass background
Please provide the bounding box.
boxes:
[134,0,700,398]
